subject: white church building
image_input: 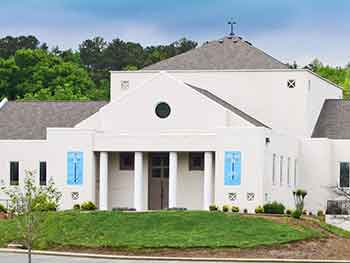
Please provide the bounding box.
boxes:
[0,36,348,213]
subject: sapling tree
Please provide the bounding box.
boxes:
[1,170,61,263]
[292,189,307,219]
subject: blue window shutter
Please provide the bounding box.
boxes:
[67,152,84,185]
[224,151,241,186]
[67,152,75,185]
[75,152,83,185]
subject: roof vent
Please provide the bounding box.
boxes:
[0,98,8,110]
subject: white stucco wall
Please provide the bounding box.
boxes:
[0,129,97,210]
[214,127,267,213]
[111,70,340,138]
[306,73,342,136]
[263,131,300,210]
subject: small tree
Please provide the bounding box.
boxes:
[292,189,307,219]
[1,170,61,263]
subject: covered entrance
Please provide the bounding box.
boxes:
[148,152,169,210]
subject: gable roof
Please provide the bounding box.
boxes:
[0,101,107,140]
[186,83,269,128]
[144,36,288,70]
[312,99,350,139]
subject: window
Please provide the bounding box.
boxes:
[287,157,291,186]
[294,159,297,187]
[40,161,47,186]
[10,161,19,186]
[67,152,83,185]
[340,162,350,188]
[189,152,204,171]
[280,156,283,186]
[272,154,276,185]
[287,79,296,89]
[155,102,171,119]
[120,152,134,170]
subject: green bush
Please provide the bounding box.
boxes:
[303,209,307,215]
[81,201,97,211]
[73,204,81,210]
[32,195,57,212]
[255,206,264,213]
[286,209,293,215]
[263,201,285,214]
[292,209,302,219]
[0,204,7,213]
[231,206,240,213]
[222,204,230,212]
[317,210,324,217]
[209,204,219,211]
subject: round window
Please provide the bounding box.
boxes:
[155,102,171,119]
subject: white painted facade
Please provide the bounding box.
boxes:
[0,69,346,213]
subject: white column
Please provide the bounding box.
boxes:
[169,152,178,208]
[134,152,143,211]
[203,152,214,210]
[99,152,108,210]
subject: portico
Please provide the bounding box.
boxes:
[97,151,215,211]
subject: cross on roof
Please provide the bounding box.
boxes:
[227,19,237,36]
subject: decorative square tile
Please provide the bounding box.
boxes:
[247,192,255,201]
[228,192,237,202]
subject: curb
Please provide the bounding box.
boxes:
[1,248,350,263]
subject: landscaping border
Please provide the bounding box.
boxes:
[1,248,350,263]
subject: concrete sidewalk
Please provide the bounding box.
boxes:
[1,248,350,263]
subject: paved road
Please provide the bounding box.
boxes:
[0,253,252,263]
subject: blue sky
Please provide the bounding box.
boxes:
[0,0,349,66]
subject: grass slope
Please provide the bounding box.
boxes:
[0,211,321,250]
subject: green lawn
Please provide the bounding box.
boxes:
[0,211,322,250]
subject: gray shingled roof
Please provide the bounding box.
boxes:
[0,101,107,140]
[187,83,269,128]
[144,36,288,70]
[312,100,350,139]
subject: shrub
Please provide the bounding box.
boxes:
[222,204,230,212]
[303,209,307,215]
[286,209,293,215]
[293,189,307,212]
[167,207,187,211]
[73,204,80,210]
[263,201,285,214]
[317,210,324,217]
[0,204,7,213]
[32,195,57,211]
[243,208,248,214]
[232,206,240,213]
[292,209,302,219]
[255,206,264,213]
[308,211,313,216]
[209,204,219,211]
[81,201,97,211]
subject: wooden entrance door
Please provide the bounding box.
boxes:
[149,153,169,210]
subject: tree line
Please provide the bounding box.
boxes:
[0,35,349,101]
[0,35,197,100]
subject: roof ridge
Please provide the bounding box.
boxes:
[143,36,288,70]
[237,37,287,68]
[185,83,270,128]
